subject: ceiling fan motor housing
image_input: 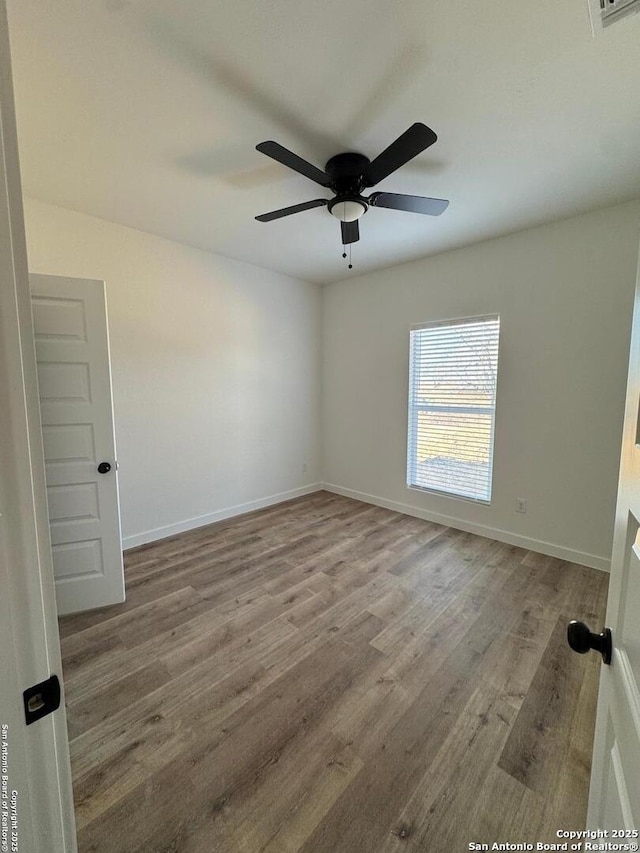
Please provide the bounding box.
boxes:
[324,152,369,192]
[324,153,371,221]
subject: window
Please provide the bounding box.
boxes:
[407,315,500,503]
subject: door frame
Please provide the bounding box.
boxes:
[0,1,76,849]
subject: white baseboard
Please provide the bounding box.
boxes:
[122,479,611,572]
[122,483,323,550]
[321,482,611,573]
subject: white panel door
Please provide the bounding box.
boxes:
[0,3,76,846]
[30,274,125,616]
[587,243,640,831]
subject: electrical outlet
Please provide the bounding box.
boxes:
[516,498,527,514]
[302,463,308,473]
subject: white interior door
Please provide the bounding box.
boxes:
[587,241,640,831]
[0,2,76,847]
[30,273,125,616]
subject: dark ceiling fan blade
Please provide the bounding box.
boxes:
[341,220,360,244]
[255,198,328,222]
[256,141,331,187]
[362,123,438,188]
[369,192,449,216]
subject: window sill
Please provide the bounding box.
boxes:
[407,483,491,506]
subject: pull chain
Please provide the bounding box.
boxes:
[341,239,353,269]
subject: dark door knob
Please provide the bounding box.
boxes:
[567,621,612,665]
[97,462,112,474]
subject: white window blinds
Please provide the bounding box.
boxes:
[407,315,500,503]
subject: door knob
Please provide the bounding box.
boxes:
[97,461,112,474]
[567,621,612,665]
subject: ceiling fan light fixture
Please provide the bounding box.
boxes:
[328,198,367,222]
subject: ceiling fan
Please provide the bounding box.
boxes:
[254,122,449,251]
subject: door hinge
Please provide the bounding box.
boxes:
[23,675,61,725]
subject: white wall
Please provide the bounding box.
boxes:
[322,202,640,570]
[23,198,321,547]
[23,196,640,569]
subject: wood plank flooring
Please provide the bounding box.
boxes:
[59,491,609,853]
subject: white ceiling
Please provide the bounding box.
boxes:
[7,0,640,284]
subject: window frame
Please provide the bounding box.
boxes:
[406,313,500,505]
